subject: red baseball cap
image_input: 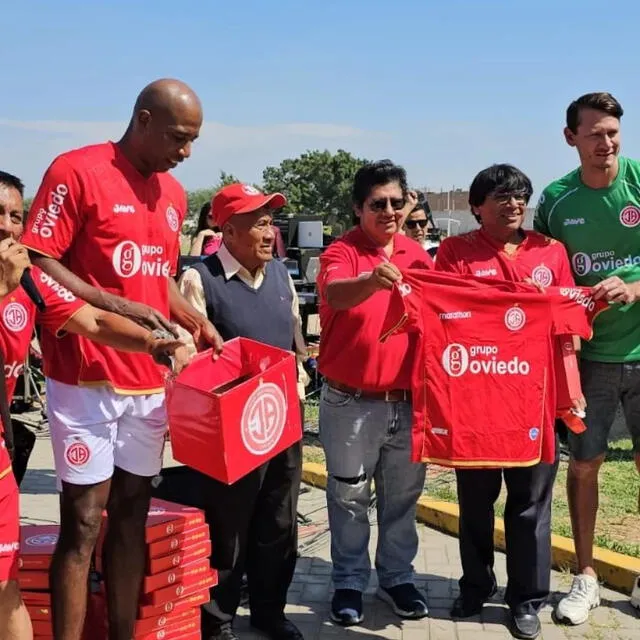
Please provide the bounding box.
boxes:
[211,183,287,228]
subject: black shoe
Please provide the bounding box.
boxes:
[377,584,429,619]
[330,589,364,626]
[451,587,497,618]
[207,622,240,640]
[510,612,541,640]
[251,616,304,640]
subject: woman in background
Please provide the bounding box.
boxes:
[190,202,222,256]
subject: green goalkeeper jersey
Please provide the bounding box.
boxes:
[534,156,640,362]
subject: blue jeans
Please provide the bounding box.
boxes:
[319,383,426,592]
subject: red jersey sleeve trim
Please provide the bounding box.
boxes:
[421,455,542,468]
[21,245,58,259]
[53,303,90,338]
[380,313,409,343]
[0,466,12,480]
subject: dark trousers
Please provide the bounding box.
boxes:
[455,438,559,614]
[198,441,302,632]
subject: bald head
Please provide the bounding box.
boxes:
[122,78,203,176]
[134,78,202,120]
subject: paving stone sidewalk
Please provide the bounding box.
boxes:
[20,433,640,639]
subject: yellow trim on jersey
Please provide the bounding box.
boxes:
[20,244,58,260]
[420,455,541,468]
[55,303,90,337]
[76,380,165,395]
[380,313,409,343]
[0,465,13,480]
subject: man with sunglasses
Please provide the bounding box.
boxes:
[403,200,440,257]
[317,160,433,627]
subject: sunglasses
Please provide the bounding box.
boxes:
[368,197,406,212]
[404,219,429,230]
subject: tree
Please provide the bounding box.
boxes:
[262,150,368,229]
[182,171,240,236]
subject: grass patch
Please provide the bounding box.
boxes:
[302,400,640,558]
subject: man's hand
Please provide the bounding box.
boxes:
[193,317,224,359]
[571,394,587,416]
[118,300,180,337]
[367,263,403,292]
[592,276,639,304]
[172,345,192,375]
[0,238,31,298]
[148,329,186,373]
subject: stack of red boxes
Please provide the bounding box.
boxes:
[98,498,217,640]
[18,498,215,640]
[17,524,59,639]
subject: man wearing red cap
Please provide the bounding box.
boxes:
[177,183,307,640]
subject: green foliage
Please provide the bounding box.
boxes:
[262,149,368,229]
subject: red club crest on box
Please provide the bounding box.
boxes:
[167,337,302,484]
[19,524,59,570]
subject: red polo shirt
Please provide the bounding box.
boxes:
[317,227,433,391]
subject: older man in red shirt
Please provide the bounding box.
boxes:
[317,160,433,627]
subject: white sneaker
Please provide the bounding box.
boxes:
[555,574,600,625]
[631,576,640,612]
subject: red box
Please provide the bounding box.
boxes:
[147,525,210,561]
[26,605,51,621]
[136,589,208,620]
[23,591,51,606]
[142,558,210,594]
[139,571,217,608]
[144,499,206,544]
[134,607,199,636]
[167,338,302,484]
[147,539,211,575]
[136,615,200,640]
[19,525,59,571]
[18,570,49,590]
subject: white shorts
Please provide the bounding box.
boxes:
[46,378,167,486]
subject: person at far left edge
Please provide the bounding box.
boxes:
[21,79,223,640]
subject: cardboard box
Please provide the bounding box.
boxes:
[139,571,217,610]
[19,525,59,571]
[136,589,208,620]
[18,570,49,590]
[133,607,199,636]
[147,525,210,561]
[144,499,206,544]
[26,605,51,621]
[167,337,302,484]
[142,558,210,594]
[32,620,53,636]
[23,591,51,606]
[135,615,200,640]
[147,539,211,575]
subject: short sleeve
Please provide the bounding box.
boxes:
[380,275,422,342]
[549,287,610,339]
[317,242,356,299]
[33,268,86,336]
[555,242,576,288]
[533,192,551,236]
[22,157,84,259]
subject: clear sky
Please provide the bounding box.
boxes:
[2,0,639,197]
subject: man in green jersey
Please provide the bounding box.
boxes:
[535,92,640,625]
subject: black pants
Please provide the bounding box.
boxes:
[455,437,559,614]
[196,441,302,633]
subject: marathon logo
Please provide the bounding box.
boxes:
[439,311,472,320]
[30,184,68,238]
[441,343,530,378]
[558,287,596,312]
[39,272,77,303]
[571,250,640,277]
[112,241,171,279]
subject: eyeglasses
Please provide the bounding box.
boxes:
[404,219,429,229]
[490,192,528,206]
[368,197,406,212]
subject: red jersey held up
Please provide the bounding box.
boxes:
[0,267,85,477]
[436,229,583,421]
[22,142,187,394]
[381,270,608,468]
[317,227,433,391]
